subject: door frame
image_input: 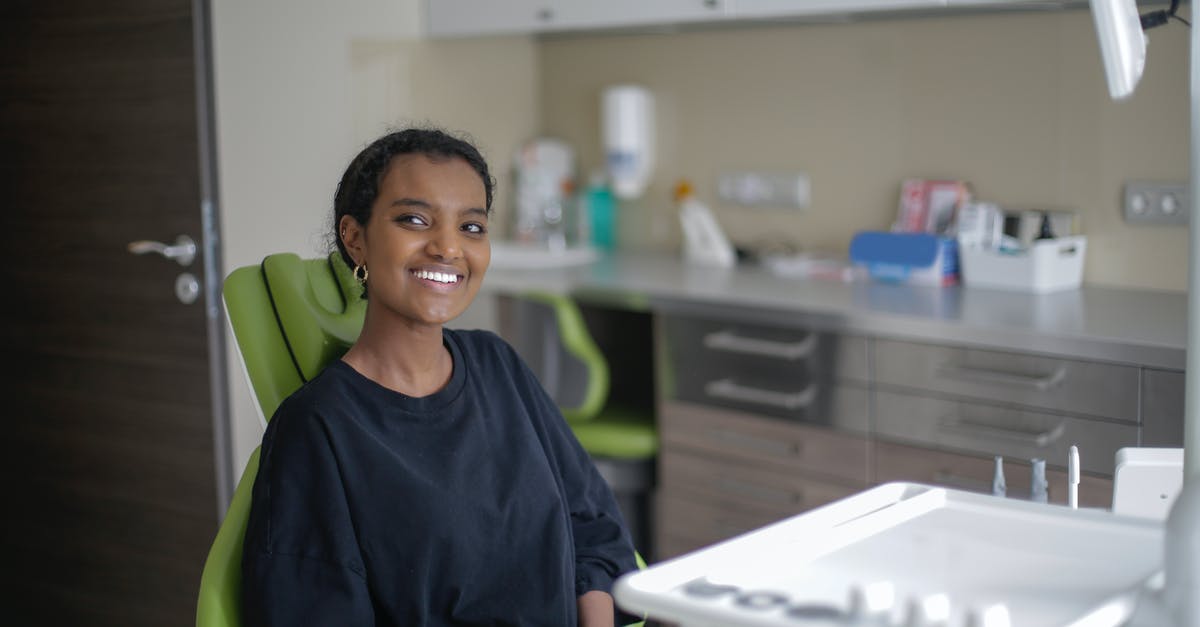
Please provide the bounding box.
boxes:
[192,0,233,518]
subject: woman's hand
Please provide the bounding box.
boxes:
[577,590,615,627]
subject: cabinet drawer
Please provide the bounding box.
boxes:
[664,315,868,384]
[1142,368,1184,447]
[660,400,870,483]
[875,440,1113,508]
[875,389,1136,476]
[657,533,712,562]
[656,493,785,559]
[660,448,862,518]
[874,339,1139,423]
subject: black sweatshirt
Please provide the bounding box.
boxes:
[242,329,638,626]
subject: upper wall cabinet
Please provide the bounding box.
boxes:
[427,0,730,38]
[729,0,942,20]
[425,0,1078,38]
[426,0,548,37]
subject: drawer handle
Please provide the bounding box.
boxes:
[703,330,818,361]
[715,477,802,506]
[704,427,802,457]
[935,364,1066,391]
[938,417,1066,448]
[704,378,818,410]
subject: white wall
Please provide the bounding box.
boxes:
[212,0,538,486]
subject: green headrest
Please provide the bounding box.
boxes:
[263,252,365,382]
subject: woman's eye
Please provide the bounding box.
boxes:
[462,222,488,235]
[396,214,428,227]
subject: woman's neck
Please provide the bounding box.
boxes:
[341,312,453,398]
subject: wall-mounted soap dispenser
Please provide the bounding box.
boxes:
[601,84,655,200]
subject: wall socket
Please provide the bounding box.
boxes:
[1124,181,1189,225]
[717,171,810,209]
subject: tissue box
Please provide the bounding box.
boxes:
[960,235,1086,293]
[849,231,959,286]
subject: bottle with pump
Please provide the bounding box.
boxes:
[676,180,735,268]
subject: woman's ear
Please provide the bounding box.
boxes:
[339,216,365,265]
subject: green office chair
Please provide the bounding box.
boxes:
[517,292,658,460]
[511,292,658,558]
[197,252,364,627]
[197,254,647,626]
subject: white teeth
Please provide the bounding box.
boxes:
[414,269,458,284]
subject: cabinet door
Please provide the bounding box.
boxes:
[551,0,729,31]
[944,0,1061,5]
[874,388,1137,476]
[874,338,1140,424]
[427,0,728,37]
[1142,368,1184,447]
[427,0,554,37]
[730,0,944,19]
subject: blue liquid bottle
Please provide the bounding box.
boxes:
[586,172,616,251]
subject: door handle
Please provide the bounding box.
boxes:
[127,234,196,266]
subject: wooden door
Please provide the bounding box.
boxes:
[0,1,220,624]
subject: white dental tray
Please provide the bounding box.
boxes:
[614,483,1163,627]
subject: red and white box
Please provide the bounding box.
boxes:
[895,179,972,235]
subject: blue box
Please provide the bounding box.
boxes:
[849,231,959,286]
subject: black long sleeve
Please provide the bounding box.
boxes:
[242,329,637,626]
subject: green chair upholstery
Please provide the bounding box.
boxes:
[195,446,260,627]
[197,252,363,627]
[222,252,364,422]
[519,291,658,460]
[198,254,647,627]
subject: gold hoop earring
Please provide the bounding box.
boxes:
[353,264,368,285]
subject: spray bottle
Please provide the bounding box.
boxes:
[676,180,735,268]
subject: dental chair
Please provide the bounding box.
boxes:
[196,252,364,627]
[196,253,646,626]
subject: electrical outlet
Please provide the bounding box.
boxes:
[1124,181,1189,225]
[717,171,810,209]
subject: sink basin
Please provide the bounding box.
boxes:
[489,241,599,269]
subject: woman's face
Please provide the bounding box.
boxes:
[344,153,490,329]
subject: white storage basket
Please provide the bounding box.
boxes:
[960,235,1086,293]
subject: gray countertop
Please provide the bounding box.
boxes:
[480,251,1187,370]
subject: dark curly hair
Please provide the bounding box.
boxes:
[332,127,495,271]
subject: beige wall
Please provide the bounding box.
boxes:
[538,10,1190,291]
[211,4,1187,492]
[212,0,538,483]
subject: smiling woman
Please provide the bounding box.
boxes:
[340,152,492,357]
[240,127,640,627]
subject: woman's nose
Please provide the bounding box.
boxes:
[426,226,462,260]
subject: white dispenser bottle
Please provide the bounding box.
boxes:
[676,180,735,268]
[602,84,655,200]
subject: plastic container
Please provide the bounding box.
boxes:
[848,231,959,286]
[960,235,1086,293]
[585,172,617,251]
